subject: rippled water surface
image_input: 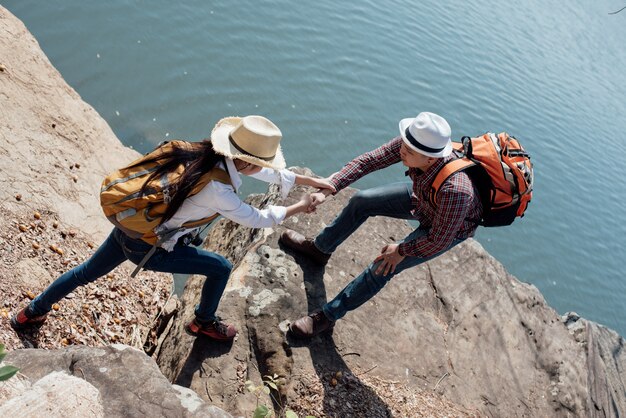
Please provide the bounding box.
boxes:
[4,1,626,335]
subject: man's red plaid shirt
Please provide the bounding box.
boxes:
[329,137,483,258]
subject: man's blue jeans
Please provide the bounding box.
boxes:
[314,182,463,321]
[30,228,232,322]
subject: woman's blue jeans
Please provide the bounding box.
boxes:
[314,182,463,321]
[30,228,232,322]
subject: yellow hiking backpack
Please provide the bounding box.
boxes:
[100,141,232,245]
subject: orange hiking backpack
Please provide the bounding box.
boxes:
[430,132,533,227]
[100,141,232,245]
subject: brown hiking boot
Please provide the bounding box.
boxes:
[279,230,331,265]
[289,311,335,338]
[10,306,48,331]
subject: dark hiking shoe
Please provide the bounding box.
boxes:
[185,317,237,341]
[279,230,331,265]
[289,311,335,338]
[10,306,48,331]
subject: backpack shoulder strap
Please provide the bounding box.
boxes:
[207,167,232,185]
[189,166,232,195]
[430,158,475,206]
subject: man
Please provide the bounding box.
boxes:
[280,112,483,338]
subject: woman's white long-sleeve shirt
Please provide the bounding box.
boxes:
[158,158,295,250]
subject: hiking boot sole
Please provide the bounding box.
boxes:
[10,317,46,331]
[184,322,235,342]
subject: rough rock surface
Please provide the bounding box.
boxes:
[0,8,206,417]
[564,313,626,418]
[156,177,626,418]
[0,370,104,417]
[0,6,139,240]
[2,345,231,417]
[0,5,173,354]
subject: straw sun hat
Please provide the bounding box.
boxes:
[210,115,286,170]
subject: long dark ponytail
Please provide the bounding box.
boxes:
[131,141,223,225]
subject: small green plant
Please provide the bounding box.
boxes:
[245,374,314,418]
[0,344,19,381]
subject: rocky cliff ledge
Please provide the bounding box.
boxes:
[1,6,625,418]
[154,175,626,417]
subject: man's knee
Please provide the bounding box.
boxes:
[348,189,378,213]
[365,262,393,288]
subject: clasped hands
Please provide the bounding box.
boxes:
[304,190,330,213]
[296,176,335,213]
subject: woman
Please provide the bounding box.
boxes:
[11,115,334,342]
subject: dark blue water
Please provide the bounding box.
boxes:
[4,0,626,335]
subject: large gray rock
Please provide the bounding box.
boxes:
[0,371,104,417]
[156,175,626,417]
[3,345,232,417]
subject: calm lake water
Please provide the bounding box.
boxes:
[4,1,626,335]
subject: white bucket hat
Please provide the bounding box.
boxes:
[210,115,286,170]
[398,112,452,158]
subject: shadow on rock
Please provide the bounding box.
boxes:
[174,336,234,388]
[285,249,393,417]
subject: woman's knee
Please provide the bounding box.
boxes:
[72,265,100,286]
[214,256,233,277]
